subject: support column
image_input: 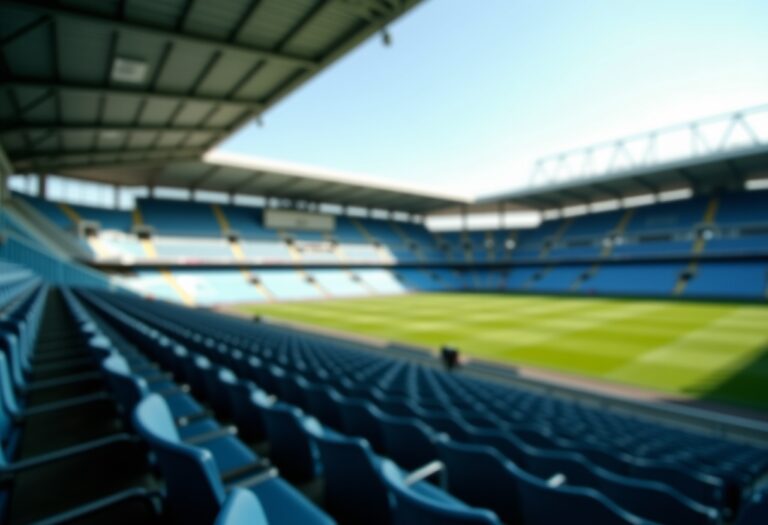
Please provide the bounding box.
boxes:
[114,184,121,209]
[39,173,48,199]
[498,202,506,230]
[461,205,468,232]
[0,145,11,204]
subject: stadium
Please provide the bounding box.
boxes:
[1,1,767,524]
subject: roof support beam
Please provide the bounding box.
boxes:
[189,165,220,188]
[4,0,317,70]
[2,81,263,111]
[0,124,227,134]
[227,171,265,193]
[0,14,51,47]
[12,146,205,166]
[674,168,698,193]
[593,183,624,200]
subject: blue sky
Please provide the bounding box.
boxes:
[217,0,768,196]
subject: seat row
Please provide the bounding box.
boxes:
[72,288,768,524]
[87,288,767,511]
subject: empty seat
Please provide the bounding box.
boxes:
[215,489,268,525]
[379,458,502,525]
[379,413,439,470]
[259,401,321,483]
[133,394,333,524]
[436,438,655,525]
[305,423,391,525]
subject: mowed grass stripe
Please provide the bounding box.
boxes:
[235,293,768,410]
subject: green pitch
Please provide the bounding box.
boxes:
[233,293,768,411]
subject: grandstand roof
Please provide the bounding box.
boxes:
[478,106,768,211]
[1,0,421,173]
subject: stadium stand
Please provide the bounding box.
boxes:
[2,0,768,522]
[12,187,768,303]
[4,277,764,523]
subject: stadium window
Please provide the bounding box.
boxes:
[155,187,191,200]
[192,190,229,203]
[746,178,768,191]
[7,175,31,195]
[562,205,588,217]
[319,203,342,215]
[623,193,656,208]
[233,194,266,207]
[658,188,693,202]
[590,199,620,212]
[120,187,149,210]
[542,209,561,220]
[425,215,462,231]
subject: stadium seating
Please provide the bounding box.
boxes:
[13,188,768,301]
[2,249,767,523]
[64,285,766,521]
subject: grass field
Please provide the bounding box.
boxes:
[233,293,768,411]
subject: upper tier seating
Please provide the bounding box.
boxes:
[138,199,221,237]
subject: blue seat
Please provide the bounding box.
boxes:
[627,461,725,509]
[100,353,218,439]
[735,490,768,525]
[304,383,345,431]
[305,422,391,525]
[259,401,321,483]
[338,397,386,453]
[436,438,655,525]
[225,379,271,442]
[379,458,502,525]
[379,413,438,470]
[133,394,334,525]
[215,489,268,525]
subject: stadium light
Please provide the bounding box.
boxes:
[110,57,148,84]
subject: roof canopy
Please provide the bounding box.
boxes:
[478,145,768,210]
[1,0,420,173]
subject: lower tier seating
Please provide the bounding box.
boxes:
[54,284,768,524]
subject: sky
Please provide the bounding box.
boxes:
[217,0,768,198]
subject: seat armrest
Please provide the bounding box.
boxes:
[404,460,445,486]
[227,467,279,490]
[221,458,272,484]
[183,425,237,445]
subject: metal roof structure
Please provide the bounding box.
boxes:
[53,150,470,213]
[1,0,421,174]
[479,106,768,211]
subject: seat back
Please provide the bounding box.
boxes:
[436,438,523,525]
[338,398,386,452]
[261,402,319,482]
[307,424,390,525]
[134,395,225,524]
[304,384,344,431]
[735,490,768,525]
[101,353,150,427]
[379,414,437,470]
[225,380,266,442]
[0,351,20,419]
[215,489,268,525]
[379,459,501,525]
